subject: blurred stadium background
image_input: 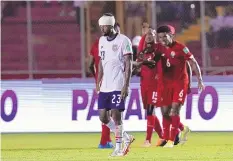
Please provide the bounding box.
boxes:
[1,1,233,78]
[1,1,233,161]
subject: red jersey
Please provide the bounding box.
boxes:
[160,41,193,84]
[137,41,162,87]
[90,39,100,80]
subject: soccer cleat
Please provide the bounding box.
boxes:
[98,142,114,149]
[180,126,190,145]
[163,140,174,148]
[122,134,135,156]
[155,138,166,146]
[142,140,151,147]
[110,149,124,157]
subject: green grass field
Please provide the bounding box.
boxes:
[1,132,233,161]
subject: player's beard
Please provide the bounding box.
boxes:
[103,29,112,37]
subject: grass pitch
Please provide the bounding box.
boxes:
[1,132,233,161]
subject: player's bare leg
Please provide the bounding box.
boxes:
[99,109,123,156]
[164,102,181,148]
[99,109,111,125]
[111,109,134,156]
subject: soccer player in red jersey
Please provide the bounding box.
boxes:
[89,22,120,149]
[133,28,164,147]
[156,25,205,148]
[135,27,188,147]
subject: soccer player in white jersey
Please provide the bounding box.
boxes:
[96,13,135,157]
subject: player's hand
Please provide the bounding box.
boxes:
[121,85,129,100]
[96,83,100,94]
[198,80,205,91]
[143,60,156,68]
[133,62,142,68]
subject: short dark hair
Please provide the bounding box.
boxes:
[157,25,175,34]
[103,13,114,17]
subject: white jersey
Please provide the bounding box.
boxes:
[99,34,133,92]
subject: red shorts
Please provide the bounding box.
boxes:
[140,84,158,108]
[160,81,188,106]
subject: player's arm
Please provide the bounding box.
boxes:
[96,59,103,92]
[182,46,204,91]
[121,37,133,99]
[188,57,203,85]
[88,55,95,77]
[124,54,133,87]
[186,61,192,94]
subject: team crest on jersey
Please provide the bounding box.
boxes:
[112,44,118,52]
[170,51,175,58]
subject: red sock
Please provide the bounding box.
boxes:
[179,122,184,131]
[106,125,111,142]
[162,117,171,140]
[100,124,108,145]
[170,115,180,142]
[154,115,163,139]
[146,115,155,142]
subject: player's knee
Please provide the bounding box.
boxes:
[111,115,122,125]
[169,107,179,116]
[170,103,181,116]
[99,115,109,124]
[111,110,122,125]
[161,106,169,116]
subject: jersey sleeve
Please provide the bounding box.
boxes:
[122,37,133,56]
[98,38,102,57]
[181,45,194,60]
[138,34,146,52]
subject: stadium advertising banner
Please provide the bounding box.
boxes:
[1,76,233,133]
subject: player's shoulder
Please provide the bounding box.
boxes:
[99,36,105,42]
[118,34,131,42]
[174,41,190,52]
[174,41,191,55]
[174,41,186,48]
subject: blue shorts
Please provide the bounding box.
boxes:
[98,91,125,111]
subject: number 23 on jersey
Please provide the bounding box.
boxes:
[100,51,105,60]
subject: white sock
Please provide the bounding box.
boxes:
[106,120,129,141]
[106,119,115,132]
[115,125,123,151]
